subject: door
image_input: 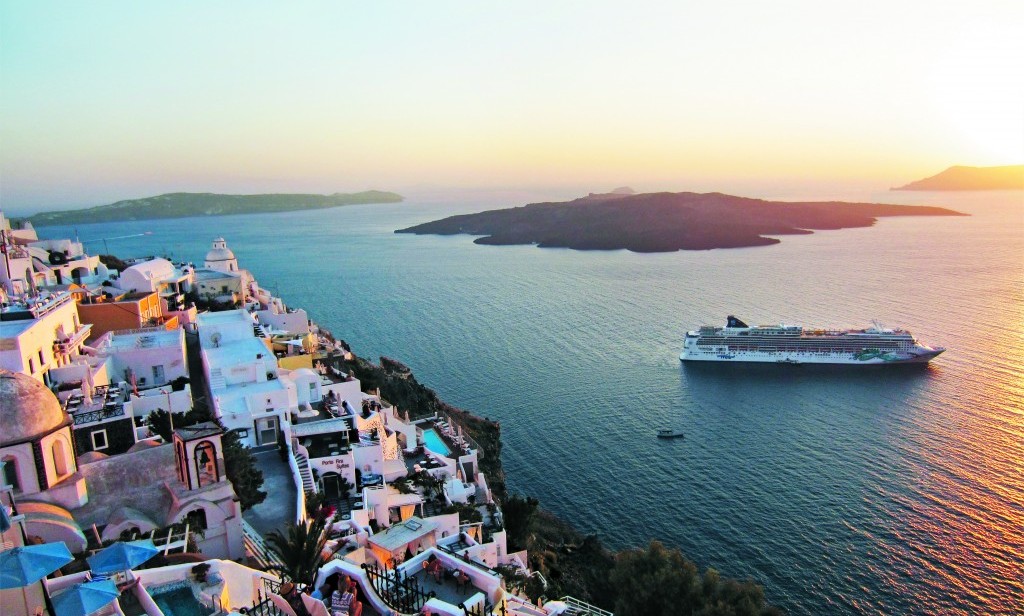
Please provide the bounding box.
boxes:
[257,417,278,446]
[322,473,340,500]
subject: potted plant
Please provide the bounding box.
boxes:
[191,563,211,583]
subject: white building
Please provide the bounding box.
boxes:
[198,309,289,448]
[117,258,192,313]
[92,327,189,391]
[0,291,91,384]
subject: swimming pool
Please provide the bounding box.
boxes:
[422,428,452,457]
[151,586,212,616]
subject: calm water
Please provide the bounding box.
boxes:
[40,190,1024,615]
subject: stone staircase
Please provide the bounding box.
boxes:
[208,367,226,391]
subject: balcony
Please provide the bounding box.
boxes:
[53,324,93,355]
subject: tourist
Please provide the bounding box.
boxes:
[424,554,443,583]
[330,580,354,616]
[454,569,469,592]
[280,582,310,616]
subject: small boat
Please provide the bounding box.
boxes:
[656,429,685,439]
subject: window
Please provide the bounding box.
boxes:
[2,457,19,491]
[38,349,45,366]
[91,429,109,451]
[28,358,35,373]
[51,440,70,476]
[184,508,208,531]
[309,382,317,401]
[221,285,228,293]
[152,365,165,384]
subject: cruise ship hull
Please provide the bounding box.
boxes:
[679,347,944,365]
[680,316,945,365]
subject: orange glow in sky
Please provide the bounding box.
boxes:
[0,2,1021,211]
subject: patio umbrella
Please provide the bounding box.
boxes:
[86,539,158,575]
[0,543,74,589]
[52,580,120,616]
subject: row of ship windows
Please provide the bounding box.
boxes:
[696,339,905,345]
[700,348,891,353]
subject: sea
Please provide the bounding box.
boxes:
[37,189,1023,615]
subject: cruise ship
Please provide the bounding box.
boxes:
[680,316,945,365]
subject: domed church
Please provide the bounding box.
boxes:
[193,237,255,304]
[0,370,243,559]
[204,237,239,273]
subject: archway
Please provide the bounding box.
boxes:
[193,441,218,488]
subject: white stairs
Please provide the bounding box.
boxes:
[241,519,286,572]
[560,597,613,616]
[208,367,226,391]
[294,450,316,493]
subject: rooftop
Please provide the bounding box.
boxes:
[71,442,223,529]
[369,517,438,552]
[197,309,253,327]
[194,268,242,281]
[99,328,183,352]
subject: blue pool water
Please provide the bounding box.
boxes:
[152,587,211,616]
[422,428,453,457]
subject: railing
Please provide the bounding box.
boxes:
[243,597,284,616]
[362,561,436,614]
[437,544,500,576]
[54,324,92,354]
[438,413,484,460]
[462,601,492,616]
[560,596,614,616]
[73,406,126,425]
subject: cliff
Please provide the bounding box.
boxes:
[26,191,404,226]
[396,191,965,253]
[893,165,1024,191]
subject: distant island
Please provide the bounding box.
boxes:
[893,165,1024,191]
[396,191,966,253]
[25,191,404,226]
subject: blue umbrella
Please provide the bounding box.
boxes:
[86,539,158,575]
[0,543,74,589]
[52,579,120,616]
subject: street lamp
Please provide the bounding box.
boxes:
[161,389,174,434]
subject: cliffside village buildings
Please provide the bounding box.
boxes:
[0,211,598,616]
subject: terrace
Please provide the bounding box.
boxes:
[360,546,503,615]
[65,384,128,426]
[419,419,475,458]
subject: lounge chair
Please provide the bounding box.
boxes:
[269,593,300,616]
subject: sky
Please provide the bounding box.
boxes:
[1,1,1022,213]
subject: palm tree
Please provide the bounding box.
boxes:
[411,470,445,501]
[265,512,329,586]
